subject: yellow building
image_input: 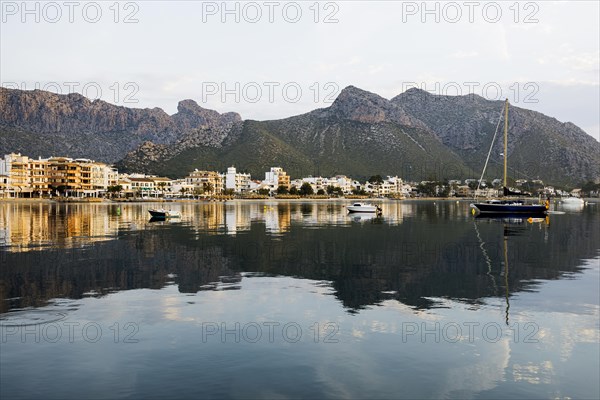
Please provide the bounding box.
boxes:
[0,153,35,197]
[0,153,116,198]
[264,167,290,191]
[186,170,224,195]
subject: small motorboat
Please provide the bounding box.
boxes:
[347,202,382,214]
[148,208,181,218]
[561,197,585,206]
[560,197,585,212]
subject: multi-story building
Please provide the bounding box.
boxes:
[329,175,354,194]
[187,170,224,194]
[0,153,32,197]
[263,167,290,191]
[47,157,91,196]
[129,177,156,196]
[29,157,49,195]
[171,179,195,197]
[225,166,252,193]
[0,153,117,198]
[151,177,174,195]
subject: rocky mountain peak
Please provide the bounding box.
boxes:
[173,99,241,131]
[0,87,241,162]
[327,85,427,127]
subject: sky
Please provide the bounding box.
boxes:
[1,1,599,140]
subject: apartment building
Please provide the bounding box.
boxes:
[0,153,116,198]
[0,153,32,197]
[186,170,224,194]
[225,166,252,193]
[263,167,290,191]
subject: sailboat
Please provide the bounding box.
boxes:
[471,99,548,216]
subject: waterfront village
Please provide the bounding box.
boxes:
[0,153,591,200]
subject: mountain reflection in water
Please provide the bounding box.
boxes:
[1,200,598,314]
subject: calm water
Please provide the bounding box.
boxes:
[1,200,599,399]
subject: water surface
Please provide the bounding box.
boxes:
[1,200,598,399]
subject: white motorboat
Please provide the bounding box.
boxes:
[560,197,585,212]
[346,202,382,214]
[561,197,584,206]
[148,208,181,218]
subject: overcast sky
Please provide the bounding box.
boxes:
[2,1,598,140]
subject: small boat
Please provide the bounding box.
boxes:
[471,99,548,216]
[148,208,181,218]
[561,197,584,205]
[347,202,382,214]
[560,198,585,212]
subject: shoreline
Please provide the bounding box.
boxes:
[2,197,598,204]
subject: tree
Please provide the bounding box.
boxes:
[416,182,437,197]
[289,186,299,195]
[299,182,314,196]
[467,181,479,190]
[437,184,450,197]
[368,175,384,184]
[258,188,271,196]
[351,187,366,195]
[276,185,289,194]
[107,185,123,198]
[316,189,325,195]
[522,181,544,194]
[326,185,343,197]
[202,182,213,195]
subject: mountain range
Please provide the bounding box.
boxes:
[1,86,598,186]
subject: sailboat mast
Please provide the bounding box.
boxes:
[503,99,509,189]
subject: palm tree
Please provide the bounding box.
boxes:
[202,182,214,195]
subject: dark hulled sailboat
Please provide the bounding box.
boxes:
[471,99,548,216]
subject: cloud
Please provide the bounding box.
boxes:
[450,51,480,59]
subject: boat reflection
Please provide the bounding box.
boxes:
[348,212,383,223]
[0,201,415,251]
[475,212,550,226]
[148,216,181,223]
[1,200,597,318]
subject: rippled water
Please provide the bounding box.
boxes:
[1,200,599,399]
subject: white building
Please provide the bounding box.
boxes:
[171,179,194,197]
[225,166,252,193]
[294,176,327,193]
[262,167,290,192]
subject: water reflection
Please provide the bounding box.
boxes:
[0,200,415,251]
[1,200,599,399]
[1,200,598,316]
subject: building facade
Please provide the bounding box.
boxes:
[0,153,117,198]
